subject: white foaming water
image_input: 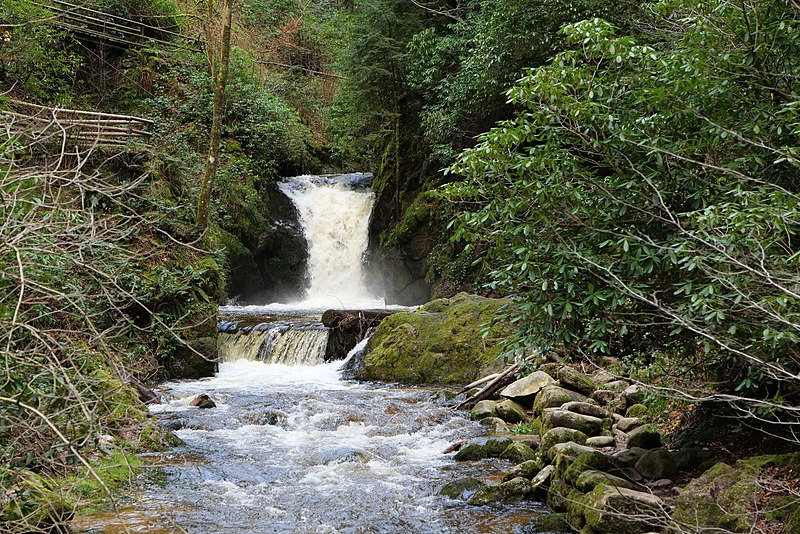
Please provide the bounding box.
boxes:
[279,174,383,309]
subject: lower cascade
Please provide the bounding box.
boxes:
[218,325,329,365]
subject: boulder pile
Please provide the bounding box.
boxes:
[443,364,719,533]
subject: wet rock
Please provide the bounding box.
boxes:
[575,469,637,492]
[542,409,606,436]
[470,400,498,420]
[557,367,596,395]
[467,477,532,506]
[541,428,589,457]
[243,409,288,426]
[322,309,395,361]
[496,399,528,423]
[529,513,569,533]
[533,385,587,414]
[626,425,662,449]
[499,371,556,405]
[502,459,543,482]
[586,435,616,448]
[529,464,555,497]
[439,477,485,500]
[454,437,513,461]
[635,448,677,479]
[560,401,612,420]
[500,442,538,463]
[478,416,509,433]
[189,394,216,409]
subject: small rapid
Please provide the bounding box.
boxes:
[74,346,548,533]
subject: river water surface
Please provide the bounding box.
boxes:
[74,316,550,533]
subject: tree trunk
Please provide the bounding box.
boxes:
[196,0,233,232]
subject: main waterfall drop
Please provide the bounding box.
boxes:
[218,173,385,365]
[279,173,382,309]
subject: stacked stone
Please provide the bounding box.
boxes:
[445,365,714,533]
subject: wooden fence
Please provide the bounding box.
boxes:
[5,99,154,148]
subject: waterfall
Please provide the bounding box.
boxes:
[218,326,329,365]
[279,174,382,309]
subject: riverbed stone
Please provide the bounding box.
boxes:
[614,447,649,467]
[542,409,606,436]
[533,385,587,415]
[635,448,677,479]
[615,417,643,433]
[502,459,543,482]
[470,400,498,420]
[580,485,667,534]
[467,477,532,506]
[496,399,528,423]
[557,366,596,395]
[188,394,215,409]
[548,441,597,462]
[542,428,589,457]
[622,384,643,405]
[561,401,612,420]
[586,435,616,448]
[439,477,485,500]
[575,469,637,492]
[478,416,509,433]
[500,371,556,405]
[626,425,662,449]
[500,442,538,463]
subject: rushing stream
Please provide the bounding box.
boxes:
[73,174,551,533]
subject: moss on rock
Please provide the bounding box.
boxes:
[358,293,511,384]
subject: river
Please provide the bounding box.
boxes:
[72,174,550,532]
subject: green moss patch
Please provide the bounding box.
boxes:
[358,293,511,384]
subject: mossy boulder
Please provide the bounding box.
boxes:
[625,424,662,449]
[542,409,606,436]
[496,399,528,423]
[439,477,485,500]
[503,459,544,482]
[454,437,513,461]
[557,366,596,395]
[533,385,587,415]
[575,469,637,492]
[672,461,762,532]
[467,477,532,505]
[358,293,510,384]
[541,427,589,457]
[580,484,667,533]
[470,400,498,420]
[500,442,538,463]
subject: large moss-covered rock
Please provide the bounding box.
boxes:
[467,477,532,505]
[500,371,556,405]
[580,484,667,533]
[672,462,761,532]
[439,477,485,500]
[542,409,606,436]
[533,385,587,415]
[496,399,528,423]
[358,293,510,384]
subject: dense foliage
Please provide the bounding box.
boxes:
[444,0,800,422]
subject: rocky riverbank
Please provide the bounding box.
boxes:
[441,362,800,534]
